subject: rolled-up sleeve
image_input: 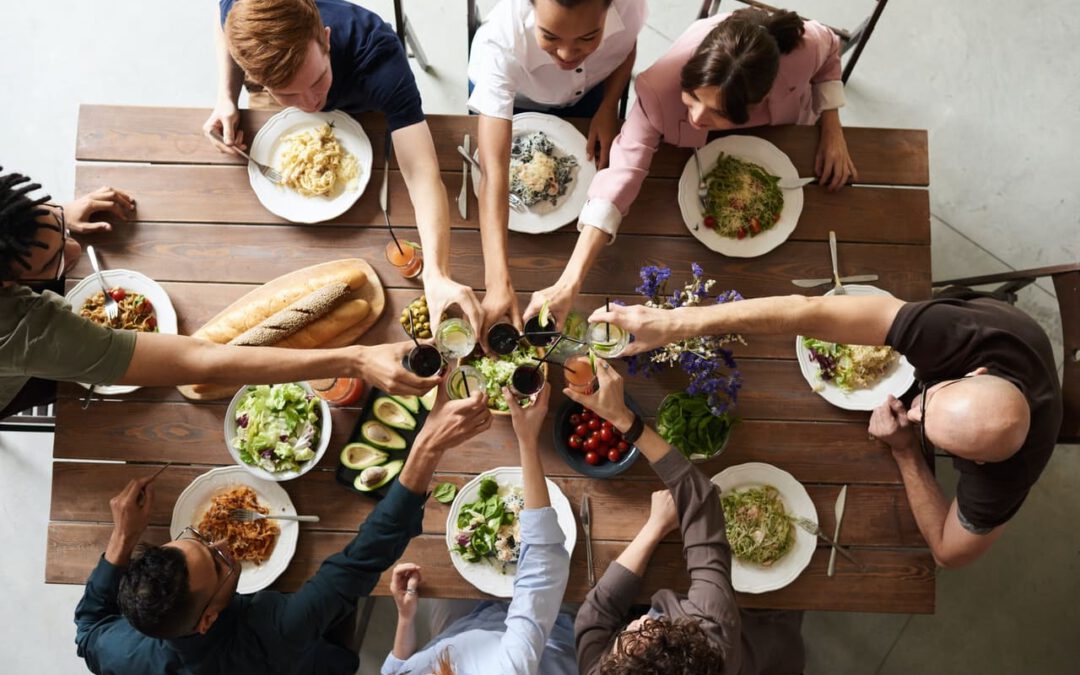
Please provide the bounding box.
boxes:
[805,20,845,113]
[497,507,570,675]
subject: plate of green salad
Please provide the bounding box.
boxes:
[445,466,576,597]
[225,382,332,482]
[462,344,546,415]
[711,462,817,593]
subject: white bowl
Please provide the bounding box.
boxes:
[224,382,331,482]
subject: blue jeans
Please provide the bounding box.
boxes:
[468,81,606,118]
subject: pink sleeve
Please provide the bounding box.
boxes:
[804,20,842,84]
[585,75,665,217]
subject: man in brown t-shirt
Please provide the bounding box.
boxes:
[592,292,1062,569]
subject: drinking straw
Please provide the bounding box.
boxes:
[462,367,471,397]
[605,297,611,341]
[406,309,421,348]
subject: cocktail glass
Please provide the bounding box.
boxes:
[385,240,423,279]
[435,318,477,359]
[446,365,483,400]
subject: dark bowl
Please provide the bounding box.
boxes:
[553,393,645,479]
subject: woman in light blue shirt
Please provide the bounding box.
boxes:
[380,386,575,675]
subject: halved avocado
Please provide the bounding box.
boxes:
[340,442,388,470]
[390,394,421,414]
[354,459,404,492]
[361,420,406,450]
[373,396,417,431]
[419,386,438,411]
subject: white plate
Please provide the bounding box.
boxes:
[471,112,597,234]
[446,466,577,597]
[677,135,804,257]
[249,107,373,224]
[65,269,178,395]
[224,382,332,482]
[170,466,299,594]
[711,462,816,594]
[795,284,916,411]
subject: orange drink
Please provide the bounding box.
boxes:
[564,353,596,394]
[385,240,423,279]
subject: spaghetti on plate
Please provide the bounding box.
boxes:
[196,486,279,565]
[703,154,784,239]
[80,287,158,332]
[277,122,359,197]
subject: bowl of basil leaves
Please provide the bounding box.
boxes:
[657,392,735,462]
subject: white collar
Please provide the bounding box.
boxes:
[520,1,627,72]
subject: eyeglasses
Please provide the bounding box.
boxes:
[22,204,67,281]
[175,526,237,631]
[915,377,969,463]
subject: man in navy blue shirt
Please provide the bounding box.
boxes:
[74,387,493,674]
[204,0,483,342]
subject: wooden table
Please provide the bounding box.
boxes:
[46,105,935,613]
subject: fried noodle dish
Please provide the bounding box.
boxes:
[196,486,279,565]
[509,131,578,207]
[722,485,794,567]
[802,338,900,391]
[80,287,158,332]
[702,153,784,239]
[277,122,359,197]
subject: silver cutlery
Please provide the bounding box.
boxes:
[828,484,848,577]
[580,494,595,587]
[691,147,708,231]
[208,129,282,183]
[791,274,879,288]
[380,132,392,219]
[458,134,470,220]
[456,145,526,213]
[227,508,320,523]
[829,231,846,296]
[778,176,816,190]
[788,515,863,569]
[86,245,119,324]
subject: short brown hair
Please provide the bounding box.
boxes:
[598,617,724,675]
[680,8,805,124]
[225,0,326,89]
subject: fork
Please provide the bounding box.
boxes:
[788,516,864,569]
[691,148,709,231]
[828,231,846,295]
[209,129,283,183]
[85,245,119,324]
[227,508,320,523]
[455,145,526,213]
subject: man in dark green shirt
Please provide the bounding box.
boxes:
[74,388,492,674]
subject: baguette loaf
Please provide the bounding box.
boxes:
[229,282,350,347]
[274,299,370,349]
[196,266,367,344]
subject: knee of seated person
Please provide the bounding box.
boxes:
[598,616,724,675]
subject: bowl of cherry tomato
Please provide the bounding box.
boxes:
[553,395,643,478]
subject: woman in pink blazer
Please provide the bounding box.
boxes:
[524,8,857,327]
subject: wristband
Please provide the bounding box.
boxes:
[623,413,645,445]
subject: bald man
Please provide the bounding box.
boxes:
[592,293,1062,568]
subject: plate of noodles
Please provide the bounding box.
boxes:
[470,112,597,234]
[711,462,817,593]
[249,107,373,224]
[795,285,916,411]
[677,135,803,258]
[65,268,178,396]
[171,466,299,594]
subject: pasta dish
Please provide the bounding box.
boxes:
[80,287,158,332]
[802,338,899,391]
[702,154,784,239]
[722,485,794,566]
[196,486,279,565]
[509,131,578,207]
[277,122,359,197]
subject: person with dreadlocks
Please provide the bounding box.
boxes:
[0,169,444,419]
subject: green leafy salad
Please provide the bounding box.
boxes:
[802,338,899,392]
[657,392,733,461]
[466,344,540,412]
[452,477,525,573]
[233,383,321,473]
[721,485,794,566]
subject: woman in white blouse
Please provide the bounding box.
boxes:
[467,0,647,343]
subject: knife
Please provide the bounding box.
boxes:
[791,274,879,288]
[778,176,816,190]
[379,131,391,218]
[827,485,848,577]
[580,494,595,587]
[458,134,470,220]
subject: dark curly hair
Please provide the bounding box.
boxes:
[598,616,725,675]
[0,167,52,281]
[680,8,805,125]
[118,545,198,639]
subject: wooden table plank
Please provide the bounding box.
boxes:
[46,522,935,613]
[61,223,932,300]
[77,105,930,186]
[50,463,921,547]
[74,163,929,245]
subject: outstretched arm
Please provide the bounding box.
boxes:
[476,114,522,337]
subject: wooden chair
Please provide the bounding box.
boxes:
[0,403,56,433]
[932,263,1080,444]
[697,0,890,84]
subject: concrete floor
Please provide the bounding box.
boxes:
[1,1,1077,673]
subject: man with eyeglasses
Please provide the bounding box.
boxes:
[592,290,1062,569]
[74,386,493,674]
[0,169,440,420]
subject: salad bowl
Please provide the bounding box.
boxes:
[225,382,332,482]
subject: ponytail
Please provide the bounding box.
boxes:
[680,8,806,124]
